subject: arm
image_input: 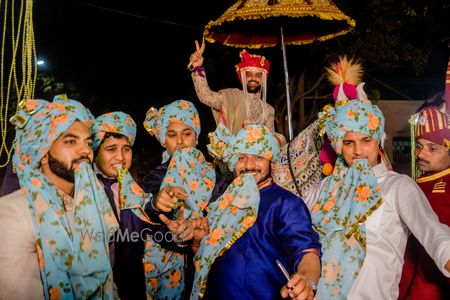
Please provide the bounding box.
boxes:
[396,176,450,277]
[189,41,224,111]
[0,192,44,300]
[281,252,321,300]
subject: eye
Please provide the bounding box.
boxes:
[65,139,76,145]
[167,134,175,138]
[415,144,423,151]
[87,140,93,147]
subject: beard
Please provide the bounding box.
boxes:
[48,153,91,183]
[246,81,261,93]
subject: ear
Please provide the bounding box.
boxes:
[40,153,49,166]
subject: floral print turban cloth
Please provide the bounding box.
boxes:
[143,99,201,163]
[192,122,279,298]
[207,123,280,172]
[92,111,137,150]
[312,84,385,299]
[10,95,118,299]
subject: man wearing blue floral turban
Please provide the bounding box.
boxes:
[0,95,118,299]
[190,123,321,300]
[302,57,450,300]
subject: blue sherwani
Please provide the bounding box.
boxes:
[204,184,321,300]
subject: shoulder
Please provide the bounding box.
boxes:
[264,102,275,113]
[262,184,309,210]
[0,189,29,212]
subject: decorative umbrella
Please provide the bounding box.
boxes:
[203,0,355,139]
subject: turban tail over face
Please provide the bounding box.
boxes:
[9,95,118,299]
[312,81,385,299]
[92,111,137,150]
[143,99,201,162]
[207,123,280,172]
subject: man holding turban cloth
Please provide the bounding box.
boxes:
[191,123,321,300]
[0,95,118,299]
[302,57,450,299]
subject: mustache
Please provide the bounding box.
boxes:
[248,80,259,85]
[71,156,92,166]
[239,168,261,175]
[417,158,429,164]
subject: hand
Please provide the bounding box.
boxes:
[192,217,209,244]
[159,207,194,242]
[280,273,316,300]
[188,39,205,70]
[154,186,188,212]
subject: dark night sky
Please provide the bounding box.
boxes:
[7,0,449,172]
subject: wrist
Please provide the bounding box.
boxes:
[192,66,205,77]
[306,278,317,295]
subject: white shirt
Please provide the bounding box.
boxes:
[304,163,450,299]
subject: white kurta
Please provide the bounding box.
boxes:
[0,189,44,300]
[303,163,450,299]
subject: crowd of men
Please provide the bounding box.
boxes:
[0,46,449,300]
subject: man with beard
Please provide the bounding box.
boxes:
[190,123,321,300]
[0,95,118,299]
[399,98,450,298]
[189,41,279,138]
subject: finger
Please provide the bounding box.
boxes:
[159,214,171,226]
[176,207,185,222]
[172,187,189,199]
[287,273,302,288]
[289,279,307,299]
[280,286,290,298]
[199,39,205,54]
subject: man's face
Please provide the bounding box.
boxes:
[41,121,93,183]
[245,70,263,93]
[164,123,197,157]
[342,132,379,167]
[95,135,132,178]
[234,153,272,189]
[416,138,450,173]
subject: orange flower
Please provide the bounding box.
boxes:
[168,271,181,287]
[323,198,337,211]
[368,116,380,130]
[170,118,181,124]
[131,184,142,195]
[312,203,321,213]
[245,127,263,143]
[230,206,238,214]
[189,161,196,168]
[192,114,200,128]
[264,150,272,160]
[242,215,256,227]
[209,228,222,245]
[55,210,62,218]
[356,185,371,202]
[198,202,208,210]
[189,180,198,191]
[37,244,45,268]
[165,177,174,184]
[204,178,214,190]
[218,193,233,210]
[179,101,190,109]
[347,110,355,118]
[31,178,41,188]
[194,260,201,272]
[323,218,330,223]
[49,287,61,300]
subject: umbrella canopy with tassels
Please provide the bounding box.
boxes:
[203,0,355,139]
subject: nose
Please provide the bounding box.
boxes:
[416,147,426,160]
[177,134,184,145]
[244,156,257,169]
[353,142,361,156]
[116,149,124,162]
